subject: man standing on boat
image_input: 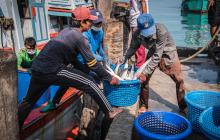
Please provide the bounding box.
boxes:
[18,7,123,128]
[124,13,187,114]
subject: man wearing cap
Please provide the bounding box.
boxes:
[124,13,187,114]
[18,7,123,128]
[76,9,106,76]
[40,9,106,113]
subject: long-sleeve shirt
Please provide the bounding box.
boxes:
[17,48,40,69]
[31,27,112,81]
[125,23,178,75]
[77,29,106,64]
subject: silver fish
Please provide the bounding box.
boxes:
[121,60,129,80]
[114,58,120,75]
[133,57,152,80]
[129,63,135,80]
[105,64,124,81]
[106,69,124,81]
[121,69,129,80]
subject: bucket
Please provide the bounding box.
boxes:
[134,111,192,140]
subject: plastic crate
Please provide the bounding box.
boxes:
[199,106,220,139]
[50,85,60,100]
[134,111,192,140]
[18,71,50,108]
[184,90,220,132]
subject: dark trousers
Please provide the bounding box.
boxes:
[140,57,187,111]
[18,66,112,127]
[51,65,101,105]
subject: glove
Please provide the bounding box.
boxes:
[137,73,147,84]
[109,76,119,85]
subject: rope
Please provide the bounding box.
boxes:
[180,26,220,63]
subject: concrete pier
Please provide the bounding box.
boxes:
[105,57,220,140]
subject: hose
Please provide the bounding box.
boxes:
[180,26,220,63]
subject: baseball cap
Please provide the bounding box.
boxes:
[137,13,156,37]
[90,9,104,24]
[72,7,98,21]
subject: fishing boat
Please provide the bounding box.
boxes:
[0,0,92,139]
[1,0,220,140]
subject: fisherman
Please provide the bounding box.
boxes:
[39,9,108,139]
[40,9,106,113]
[41,9,106,113]
[124,13,187,114]
[77,9,106,64]
[17,37,39,72]
[18,7,123,128]
[77,9,107,83]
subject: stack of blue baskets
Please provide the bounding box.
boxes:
[103,64,140,106]
[184,90,220,139]
[199,106,220,139]
[134,111,192,140]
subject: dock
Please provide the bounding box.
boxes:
[105,57,220,140]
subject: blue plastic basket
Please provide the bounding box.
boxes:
[134,111,192,140]
[50,85,60,100]
[18,71,50,108]
[184,90,220,132]
[199,106,220,140]
[103,80,140,106]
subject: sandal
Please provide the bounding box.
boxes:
[179,108,188,116]
[138,106,148,114]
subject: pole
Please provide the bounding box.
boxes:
[97,0,113,20]
[0,49,19,140]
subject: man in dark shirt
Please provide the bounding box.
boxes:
[124,13,187,114]
[18,7,122,128]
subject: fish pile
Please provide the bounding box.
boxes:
[105,57,152,81]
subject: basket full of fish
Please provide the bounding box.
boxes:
[103,58,151,106]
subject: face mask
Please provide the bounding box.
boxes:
[140,35,155,48]
[91,26,103,32]
[27,50,35,55]
[140,35,153,41]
